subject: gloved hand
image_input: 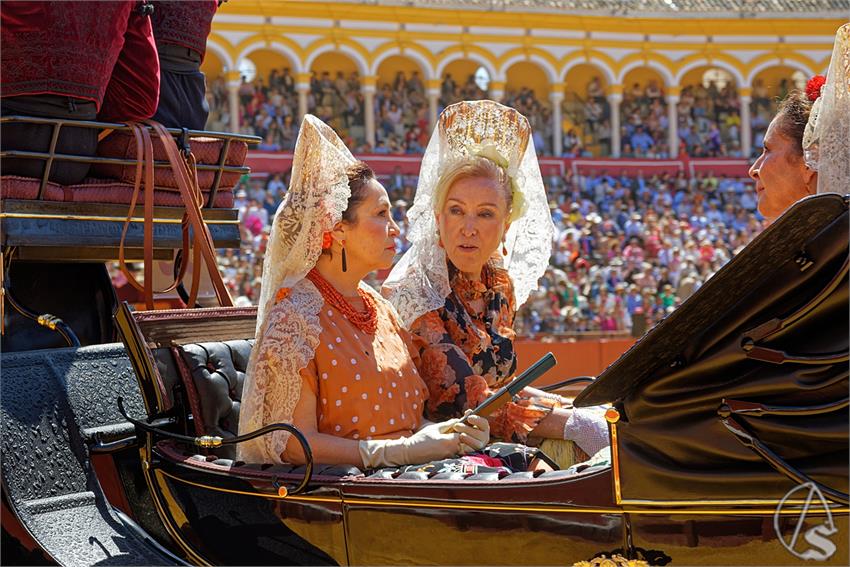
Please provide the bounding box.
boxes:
[449,412,490,454]
[563,406,610,457]
[358,413,490,468]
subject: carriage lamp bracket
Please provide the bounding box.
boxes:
[717,401,849,506]
[117,397,314,495]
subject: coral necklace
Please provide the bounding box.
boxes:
[307,268,378,335]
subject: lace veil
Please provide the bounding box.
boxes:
[383,100,555,328]
[238,115,356,463]
[803,23,850,194]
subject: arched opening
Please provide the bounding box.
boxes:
[620,67,668,158]
[504,61,553,154]
[235,48,299,149]
[440,59,490,108]
[750,65,804,158]
[309,51,365,147]
[375,55,428,152]
[678,65,741,157]
[563,63,611,157]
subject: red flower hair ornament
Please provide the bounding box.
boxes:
[806,75,826,102]
[321,231,333,250]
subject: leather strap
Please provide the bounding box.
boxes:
[117,121,232,309]
[146,120,232,307]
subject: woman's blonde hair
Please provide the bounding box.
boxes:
[432,156,525,222]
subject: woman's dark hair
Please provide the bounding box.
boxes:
[774,91,813,157]
[342,161,376,223]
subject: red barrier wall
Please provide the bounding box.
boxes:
[246,152,752,178]
[514,338,635,387]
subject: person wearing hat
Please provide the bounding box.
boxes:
[383,101,608,466]
[238,115,490,469]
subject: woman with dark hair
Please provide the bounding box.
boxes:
[747,92,818,222]
[238,116,490,468]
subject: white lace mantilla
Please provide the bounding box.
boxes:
[254,115,355,341]
[804,23,850,195]
[238,279,324,463]
[383,100,554,328]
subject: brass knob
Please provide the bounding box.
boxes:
[604,408,621,424]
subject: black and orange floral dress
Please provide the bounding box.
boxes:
[409,261,564,443]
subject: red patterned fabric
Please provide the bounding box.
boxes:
[98,9,161,123]
[1,175,234,208]
[150,1,217,59]
[0,1,146,111]
[94,133,247,191]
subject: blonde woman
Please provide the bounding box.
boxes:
[384,101,608,465]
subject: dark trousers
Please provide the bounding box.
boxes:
[1,94,98,185]
[152,44,210,131]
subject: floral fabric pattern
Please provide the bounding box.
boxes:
[409,263,562,443]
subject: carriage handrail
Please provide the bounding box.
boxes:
[117,396,314,495]
[0,115,261,206]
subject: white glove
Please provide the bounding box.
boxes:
[563,407,610,457]
[450,412,490,454]
[358,413,490,468]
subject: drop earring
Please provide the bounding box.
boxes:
[502,240,508,256]
[341,241,348,272]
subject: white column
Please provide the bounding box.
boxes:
[226,71,241,133]
[608,92,622,158]
[666,94,679,158]
[490,81,505,103]
[296,84,309,122]
[740,93,752,159]
[363,85,376,148]
[550,90,564,157]
[427,88,440,130]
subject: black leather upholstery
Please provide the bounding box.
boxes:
[178,340,252,459]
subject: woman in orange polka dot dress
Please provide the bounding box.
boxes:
[237,116,490,470]
[384,101,609,466]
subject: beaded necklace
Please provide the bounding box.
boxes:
[306,268,378,335]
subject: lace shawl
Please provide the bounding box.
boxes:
[237,279,323,463]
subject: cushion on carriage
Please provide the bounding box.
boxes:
[93,132,247,192]
[0,175,234,208]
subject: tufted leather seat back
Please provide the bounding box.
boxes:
[177,339,253,459]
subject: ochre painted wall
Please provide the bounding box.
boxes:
[514,338,635,389]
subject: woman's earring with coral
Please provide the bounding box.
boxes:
[341,240,348,272]
[502,239,508,256]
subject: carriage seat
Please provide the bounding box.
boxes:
[169,339,609,483]
[173,339,364,476]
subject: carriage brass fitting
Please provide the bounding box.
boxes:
[604,408,621,424]
[37,315,57,330]
[196,435,223,448]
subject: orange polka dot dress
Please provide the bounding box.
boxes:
[299,294,429,441]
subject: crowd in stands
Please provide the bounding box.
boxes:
[208,65,790,160]
[221,167,764,338]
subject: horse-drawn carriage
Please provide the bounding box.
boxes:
[2,115,847,566]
